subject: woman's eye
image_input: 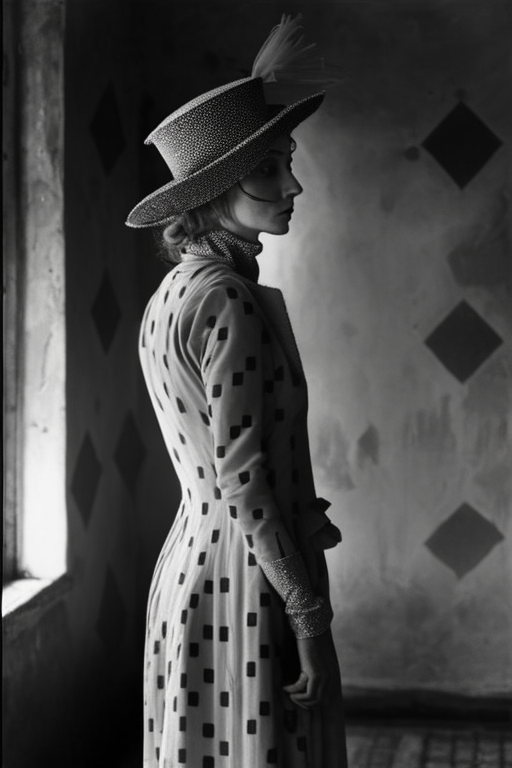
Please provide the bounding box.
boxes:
[256,162,276,177]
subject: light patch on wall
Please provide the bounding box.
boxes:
[472,419,509,471]
[474,463,512,521]
[403,395,456,455]
[447,194,511,294]
[23,413,67,579]
[462,355,511,475]
[315,418,355,491]
[463,355,511,422]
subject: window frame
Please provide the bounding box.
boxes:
[3,0,67,599]
[3,0,22,584]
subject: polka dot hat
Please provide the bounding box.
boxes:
[125,15,334,228]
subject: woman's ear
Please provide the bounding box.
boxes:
[214,188,234,228]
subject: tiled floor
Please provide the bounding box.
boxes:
[346,725,512,768]
[114,724,512,767]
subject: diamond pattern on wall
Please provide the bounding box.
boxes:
[422,102,502,189]
[114,411,146,493]
[425,301,503,383]
[91,270,122,353]
[89,82,126,175]
[425,502,504,578]
[71,432,102,527]
[95,566,127,655]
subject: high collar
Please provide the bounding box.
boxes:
[183,229,262,282]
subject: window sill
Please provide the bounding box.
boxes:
[2,574,73,640]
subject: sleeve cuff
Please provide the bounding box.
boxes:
[260,552,333,639]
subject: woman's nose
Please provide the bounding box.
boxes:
[284,171,303,198]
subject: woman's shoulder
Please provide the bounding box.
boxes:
[145,258,269,334]
[177,257,257,301]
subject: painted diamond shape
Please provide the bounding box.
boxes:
[114,411,146,492]
[89,82,126,174]
[425,301,503,383]
[71,432,102,527]
[425,502,504,578]
[95,566,127,655]
[91,270,121,353]
[422,102,502,188]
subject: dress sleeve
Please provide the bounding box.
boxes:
[189,280,332,638]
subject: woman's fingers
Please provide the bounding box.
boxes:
[292,677,321,702]
[283,670,308,694]
[283,671,318,709]
[284,631,338,708]
[288,630,339,709]
[284,671,326,709]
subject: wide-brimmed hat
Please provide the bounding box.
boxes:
[126,78,323,228]
[126,15,334,228]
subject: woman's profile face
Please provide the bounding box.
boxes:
[219,134,303,243]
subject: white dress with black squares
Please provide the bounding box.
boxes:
[139,231,347,768]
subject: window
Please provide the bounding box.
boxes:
[3,0,67,604]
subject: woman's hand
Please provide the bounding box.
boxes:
[283,629,340,709]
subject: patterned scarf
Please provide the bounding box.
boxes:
[184,229,262,282]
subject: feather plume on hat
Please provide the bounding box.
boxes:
[252,14,342,86]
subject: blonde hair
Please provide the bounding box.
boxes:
[160,194,231,265]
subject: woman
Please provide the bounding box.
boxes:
[127,16,347,768]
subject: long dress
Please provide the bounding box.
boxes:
[139,231,347,768]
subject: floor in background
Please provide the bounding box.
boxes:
[114,723,512,768]
[346,724,512,768]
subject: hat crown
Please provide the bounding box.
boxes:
[147,78,269,179]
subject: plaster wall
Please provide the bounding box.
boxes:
[258,3,512,696]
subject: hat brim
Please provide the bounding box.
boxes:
[126,91,324,228]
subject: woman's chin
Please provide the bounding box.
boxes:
[266,222,290,236]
